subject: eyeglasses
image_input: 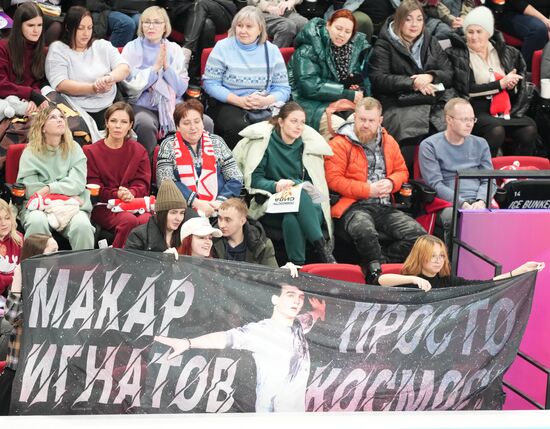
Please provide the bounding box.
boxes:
[448,115,477,124]
[142,20,164,27]
[430,254,446,262]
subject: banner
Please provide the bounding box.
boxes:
[11,249,536,414]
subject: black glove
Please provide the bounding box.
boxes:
[343,74,363,89]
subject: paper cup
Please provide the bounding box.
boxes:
[86,183,100,197]
[541,79,550,99]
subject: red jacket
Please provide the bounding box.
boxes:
[324,127,409,218]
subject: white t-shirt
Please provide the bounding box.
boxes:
[45,39,129,112]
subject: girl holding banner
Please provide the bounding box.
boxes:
[377,235,545,291]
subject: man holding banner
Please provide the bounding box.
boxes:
[155,284,326,412]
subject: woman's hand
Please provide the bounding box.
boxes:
[208,200,222,211]
[192,198,216,217]
[153,43,167,72]
[353,90,364,104]
[248,93,275,109]
[36,185,50,197]
[411,74,434,91]
[512,261,545,276]
[117,186,134,203]
[411,276,432,291]
[94,74,114,93]
[278,0,295,15]
[25,101,38,116]
[500,68,523,90]
[451,17,463,29]
[276,179,295,193]
[163,247,179,260]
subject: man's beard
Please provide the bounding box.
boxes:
[355,128,377,144]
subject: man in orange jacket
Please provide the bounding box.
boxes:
[324,97,425,282]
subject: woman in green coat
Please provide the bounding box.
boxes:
[233,102,335,265]
[288,9,372,140]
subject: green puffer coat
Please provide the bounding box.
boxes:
[288,18,372,130]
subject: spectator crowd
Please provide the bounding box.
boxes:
[0,0,549,415]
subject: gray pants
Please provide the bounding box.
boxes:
[263,11,308,47]
[341,202,426,264]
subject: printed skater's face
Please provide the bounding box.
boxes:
[273,285,305,320]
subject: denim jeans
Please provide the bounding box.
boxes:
[497,12,549,70]
[108,11,140,47]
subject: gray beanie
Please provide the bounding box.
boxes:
[463,6,494,37]
[156,180,187,212]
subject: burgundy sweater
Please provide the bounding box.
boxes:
[0,39,43,101]
[85,138,151,203]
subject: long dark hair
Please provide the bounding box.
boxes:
[268,101,305,134]
[8,2,45,84]
[62,6,94,50]
[20,233,52,261]
[156,210,182,248]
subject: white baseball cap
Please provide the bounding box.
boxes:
[180,217,222,240]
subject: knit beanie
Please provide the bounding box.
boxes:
[155,180,187,212]
[463,6,494,37]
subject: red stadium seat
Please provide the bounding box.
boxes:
[301,263,365,284]
[532,49,543,87]
[381,263,404,275]
[492,155,550,171]
[0,361,6,374]
[5,143,26,184]
[501,31,523,47]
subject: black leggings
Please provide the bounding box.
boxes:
[207,101,248,150]
[482,124,537,157]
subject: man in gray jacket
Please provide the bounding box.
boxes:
[419,97,495,245]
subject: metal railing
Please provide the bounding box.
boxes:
[448,169,550,410]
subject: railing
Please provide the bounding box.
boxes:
[448,169,550,410]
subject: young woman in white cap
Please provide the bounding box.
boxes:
[178,217,222,258]
[125,179,187,254]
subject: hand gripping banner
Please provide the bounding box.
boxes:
[11,249,536,414]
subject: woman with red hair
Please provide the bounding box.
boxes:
[288,9,372,140]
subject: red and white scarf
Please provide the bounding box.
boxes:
[173,131,218,201]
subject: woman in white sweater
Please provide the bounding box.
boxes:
[45,6,130,131]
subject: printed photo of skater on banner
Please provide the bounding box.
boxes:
[11,249,537,414]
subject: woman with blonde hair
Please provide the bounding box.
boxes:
[377,235,544,291]
[0,200,23,296]
[203,5,291,149]
[121,6,190,156]
[16,105,94,250]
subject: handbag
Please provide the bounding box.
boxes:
[44,91,92,146]
[0,117,31,170]
[396,92,437,107]
[244,44,272,125]
[325,98,356,137]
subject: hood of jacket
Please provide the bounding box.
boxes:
[238,121,333,157]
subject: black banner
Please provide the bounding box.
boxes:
[11,249,536,414]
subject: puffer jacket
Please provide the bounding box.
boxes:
[369,18,455,141]
[288,18,372,130]
[446,31,531,118]
[233,121,334,239]
[325,123,409,219]
[212,218,278,267]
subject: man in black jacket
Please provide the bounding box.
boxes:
[213,198,278,267]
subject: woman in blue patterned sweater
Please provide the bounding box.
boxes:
[202,5,291,149]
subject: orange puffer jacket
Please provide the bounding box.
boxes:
[325,127,409,218]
